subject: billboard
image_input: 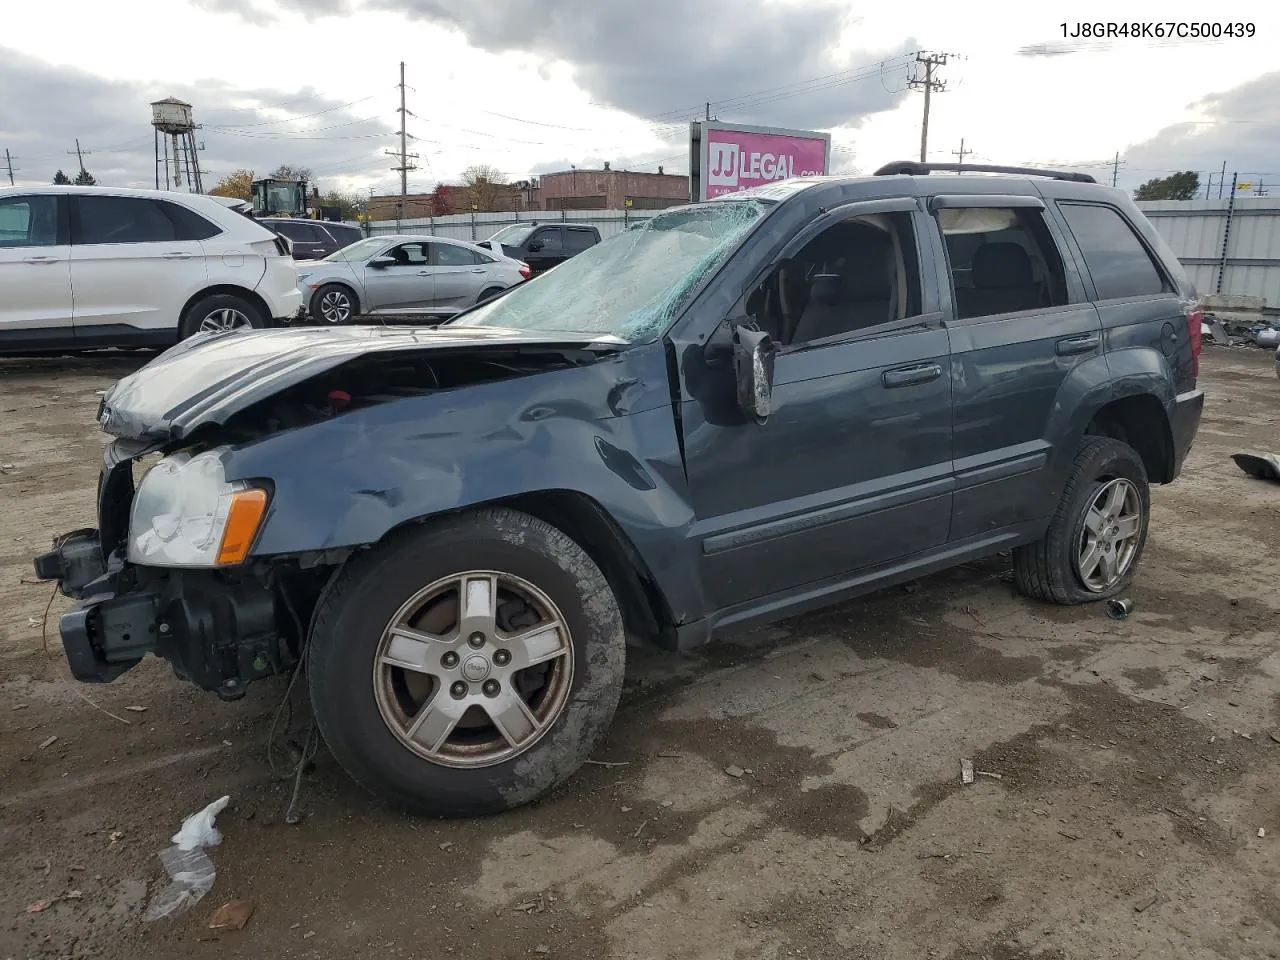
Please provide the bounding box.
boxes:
[689,121,832,202]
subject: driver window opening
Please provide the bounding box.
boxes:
[745,212,922,347]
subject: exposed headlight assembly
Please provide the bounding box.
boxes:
[127,449,268,568]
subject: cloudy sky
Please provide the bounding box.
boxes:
[3,0,1278,198]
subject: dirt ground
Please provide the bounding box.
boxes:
[1,346,1278,960]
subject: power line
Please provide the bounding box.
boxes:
[952,137,972,171]
[907,52,955,163]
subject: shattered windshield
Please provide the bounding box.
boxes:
[456,201,769,342]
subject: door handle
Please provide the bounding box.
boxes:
[416,270,431,276]
[882,363,943,388]
[1055,333,1100,356]
[471,267,486,273]
[23,256,58,264]
[162,252,193,260]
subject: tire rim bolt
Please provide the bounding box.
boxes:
[450,681,467,699]
[483,680,500,697]
[442,652,459,669]
[468,632,486,649]
[493,649,511,667]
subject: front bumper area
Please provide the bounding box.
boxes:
[34,531,293,698]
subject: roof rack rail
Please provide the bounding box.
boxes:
[873,161,1097,184]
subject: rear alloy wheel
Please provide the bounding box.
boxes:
[307,508,625,816]
[1013,436,1150,605]
[477,286,505,304]
[178,293,264,340]
[311,284,357,324]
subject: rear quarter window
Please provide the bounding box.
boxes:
[1057,202,1171,301]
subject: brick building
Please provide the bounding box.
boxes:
[367,182,531,221]
[536,163,689,211]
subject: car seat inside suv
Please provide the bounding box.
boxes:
[957,242,1045,318]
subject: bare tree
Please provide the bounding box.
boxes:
[461,164,509,212]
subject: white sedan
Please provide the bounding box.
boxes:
[296,234,531,324]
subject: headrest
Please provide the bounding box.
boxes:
[972,243,1033,289]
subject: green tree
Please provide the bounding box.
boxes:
[1134,171,1200,201]
[52,170,71,185]
[73,168,97,186]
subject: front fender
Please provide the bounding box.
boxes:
[220,348,704,621]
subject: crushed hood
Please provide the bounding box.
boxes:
[97,325,627,443]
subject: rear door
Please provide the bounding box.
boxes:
[69,195,209,338]
[928,194,1102,540]
[564,226,597,260]
[362,240,433,311]
[274,220,328,260]
[429,241,488,309]
[0,193,72,339]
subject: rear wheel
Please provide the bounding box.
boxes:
[1013,437,1150,605]
[178,293,264,340]
[307,508,626,817]
[310,283,358,324]
[477,286,505,304]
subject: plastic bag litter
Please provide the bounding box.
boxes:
[142,795,230,922]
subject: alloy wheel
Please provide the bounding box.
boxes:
[373,571,574,768]
[198,308,252,334]
[1076,478,1142,592]
[319,290,352,323]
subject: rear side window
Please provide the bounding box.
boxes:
[0,195,58,248]
[435,243,481,266]
[160,201,221,241]
[274,221,323,242]
[565,227,596,251]
[1057,202,1170,301]
[937,206,1069,320]
[74,196,180,244]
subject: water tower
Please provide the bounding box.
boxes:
[151,97,203,193]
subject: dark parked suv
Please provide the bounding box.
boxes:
[481,221,600,275]
[260,217,363,260]
[35,162,1203,817]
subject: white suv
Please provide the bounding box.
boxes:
[0,185,302,353]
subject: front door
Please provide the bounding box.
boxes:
[363,241,434,311]
[679,201,955,613]
[927,195,1103,541]
[429,241,487,310]
[0,193,72,341]
[69,194,208,337]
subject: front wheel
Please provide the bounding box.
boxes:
[307,508,626,817]
[310,283,358,324]
[1013,436,1150,605]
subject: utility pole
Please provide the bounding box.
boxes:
[68,138,91,177]
[3,148,15,186]
[705,102,711,121]
[951,138,971,172]
[384,61,419,228]
[1217,160,1227,199]
[1254,178,1268,197]
[907,51,953,162]
[1111,152,1120,188]
[1205,173,1214,200]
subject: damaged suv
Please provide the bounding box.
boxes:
[35,162,1204,817]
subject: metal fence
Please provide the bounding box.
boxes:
[366,208,661,242]
[1136,198,1280,307]
[365,199,1280,308]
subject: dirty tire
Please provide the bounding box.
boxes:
[1013,436,1150,605]
[309,283,359,325]
[177,293,264,340]
[307,507,626,817]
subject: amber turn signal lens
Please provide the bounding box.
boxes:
[217,488,269,565]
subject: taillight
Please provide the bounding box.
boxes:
[518,262,531,280]
[1186,306,1203,377]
